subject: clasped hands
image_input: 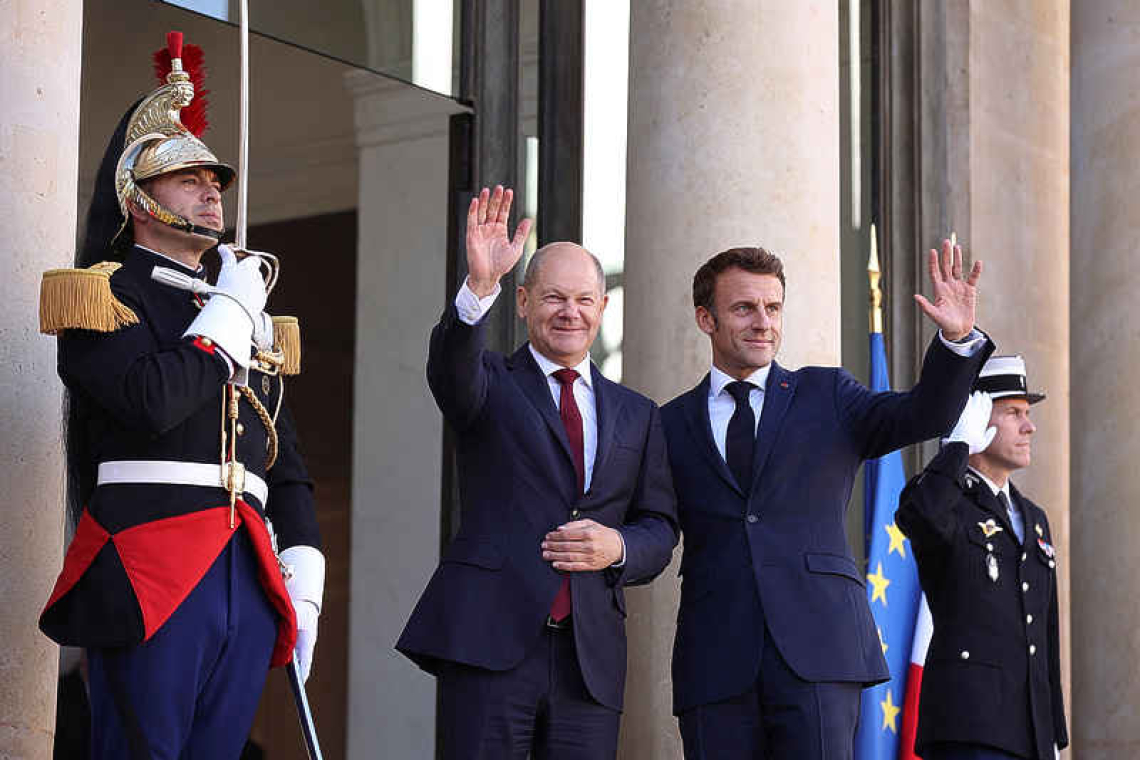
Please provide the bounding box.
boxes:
[542,519,624,572]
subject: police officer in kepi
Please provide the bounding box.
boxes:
[896,356,1068,760]
[37,33,324,759]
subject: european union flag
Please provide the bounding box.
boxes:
[854,330,922,759]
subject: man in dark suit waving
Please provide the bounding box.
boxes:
[662,244,993,759]
[398,186,678,759]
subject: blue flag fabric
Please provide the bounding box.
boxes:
[854,332,922,759]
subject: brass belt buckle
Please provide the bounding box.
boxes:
[224,461,247,497]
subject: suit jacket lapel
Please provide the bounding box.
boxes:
[751,363,796,491]
[507,344,576,466]
[591,365,622,482]
[681,375,743,496]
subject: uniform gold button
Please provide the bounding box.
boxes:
[1022,582,1029,592]
[1029,644,1037,655]
[236,423,245,436]
[571,509,580,518]
[960,650,970,660]
[200,337,213,347]
[1048,560,1055,569]
[1026,614,1033,624]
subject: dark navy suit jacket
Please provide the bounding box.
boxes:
[397,305,678,711]
[662,335,993,714]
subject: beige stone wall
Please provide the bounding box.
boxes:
[968,2,1072,747]
[1071,3,1140,757]
[621,1,840,755]
[0,1,83,756]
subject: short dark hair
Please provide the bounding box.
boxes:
[692,246,785,311]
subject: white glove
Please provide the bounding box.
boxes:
[253,311,275,351]
[182,245,268,370]
[945,390,996,454]
[280,545,325,684]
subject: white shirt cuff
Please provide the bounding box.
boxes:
[612,531,627,568]
[938,328,987,357]
[455,279,501,325]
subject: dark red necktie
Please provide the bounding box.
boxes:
[549,368,584,621]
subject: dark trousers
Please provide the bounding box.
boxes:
[438,624,620,760]
[87,532,277,760]
[679,623,861,760]
[923,744,1029,760]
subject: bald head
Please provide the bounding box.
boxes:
[523,242,606,294]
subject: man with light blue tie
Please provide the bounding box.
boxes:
[661,243,994,759]
[896,356,1067,760]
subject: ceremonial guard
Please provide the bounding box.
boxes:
[896,356,1068,760]
[37,34,324,759]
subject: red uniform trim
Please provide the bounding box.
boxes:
[236,500,298,667]
[113,506,236,640]
[44,510,111,609]
[192,336,217,355]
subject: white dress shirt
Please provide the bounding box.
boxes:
[703,329,986,464]
[455,280,599,491]
[707,364,770,461]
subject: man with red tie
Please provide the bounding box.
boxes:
[397,186,678,758]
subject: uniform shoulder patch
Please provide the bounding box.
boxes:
[39,262,139,335]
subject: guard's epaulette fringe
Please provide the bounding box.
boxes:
[272,315,301,375]
[39,262,139,335]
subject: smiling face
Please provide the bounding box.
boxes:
[972,397,1036,478]
[697,267,784,379]
[516,244,608,367]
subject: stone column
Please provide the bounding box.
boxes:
[0,1,83,757]
[967,4,1071,748]
[621,2,840,756]
[345,71,464,759]
[1071,4,1140,757]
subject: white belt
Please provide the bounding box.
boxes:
[96,460,269,506]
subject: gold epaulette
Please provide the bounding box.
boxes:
[272,315,301,375]
[39,262,139,335]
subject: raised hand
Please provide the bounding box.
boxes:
[465,185,534,297]
[914,238,982,341]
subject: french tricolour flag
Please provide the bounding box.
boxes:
[899,595,932,760]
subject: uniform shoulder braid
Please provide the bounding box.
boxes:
[270,315,301,375]
[39,262,140,335]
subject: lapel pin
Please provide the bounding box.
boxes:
[978,519,1004,538]
[779,381,789,389]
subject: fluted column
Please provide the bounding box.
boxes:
[621,2,840,756]
[967,3,1071,750]
[0,1,83,757]
[1071,3,1140,757]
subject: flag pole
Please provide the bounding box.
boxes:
[868,223,883,334]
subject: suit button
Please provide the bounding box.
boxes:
[746,514,758,524]
[1026,614,1034,625]
[1029,644,1037,656]
[571,509,580,518]
[960,650,970,660]
[1022,582,1029,592]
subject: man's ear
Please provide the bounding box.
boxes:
[516,285,528,320]
[695,305,716,336]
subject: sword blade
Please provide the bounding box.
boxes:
[286,660,324,760]
[235,0,250,250]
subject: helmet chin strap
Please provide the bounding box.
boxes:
[133,183,223,241]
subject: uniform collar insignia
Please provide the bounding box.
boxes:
[978,519,1004,538]
[1035,523,1044,537]
[964,472,979,488]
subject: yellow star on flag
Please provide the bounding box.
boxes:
[877,627,888,655]
[881,688,901,733]
[867,562,890,606]
[885,521,908,559]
